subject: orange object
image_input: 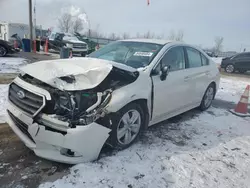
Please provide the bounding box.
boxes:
[33,40,36,53]
[14,40,18,48]
[45,39,49,53]
[230,85,250,116]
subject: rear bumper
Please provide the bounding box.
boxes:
[6,101,111,164]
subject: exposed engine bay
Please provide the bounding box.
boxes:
[19,67,139,128]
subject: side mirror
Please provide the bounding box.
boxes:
[160,65,170,81]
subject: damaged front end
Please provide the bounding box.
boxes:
[20,66,139,127]
[6,61,139,163]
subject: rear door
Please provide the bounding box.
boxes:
[184,47,211,104]
[233,53,250,70]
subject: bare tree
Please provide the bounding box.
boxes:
[214,36,224,53]
[72,18,84,33]
[143,31,154,39]
[168,30,175,40]
[109,33,116,40]
[168,30,184,41]
[175,30,184,41]
[58,13,72,33]
[122,32,130,39]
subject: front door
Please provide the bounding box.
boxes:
[151,46,192,123]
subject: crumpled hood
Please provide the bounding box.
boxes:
[20,57,137,91]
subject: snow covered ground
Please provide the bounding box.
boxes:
[0,84,8,123]
[37,77,250,188]
[0,57,29,73]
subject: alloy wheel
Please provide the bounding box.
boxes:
[117,109,141,145]
[204,87,214,108]
[225,64,234,73]
[0,46,7,57]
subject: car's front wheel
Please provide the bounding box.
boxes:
[110,103,145,149]
[225,64,235,73]
[0,45,7,57]
[200,83,215,111]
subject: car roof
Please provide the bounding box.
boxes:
[119,38,180,45]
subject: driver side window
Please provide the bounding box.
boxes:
[155,46,185,73]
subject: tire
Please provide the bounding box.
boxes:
[225,64,235,73]
[200,83,215,111]
[239,69,247,74]
[109,103,145,149]
[0,45,7,57]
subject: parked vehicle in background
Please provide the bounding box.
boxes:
[221,52,250,73]
[74,32,97,54]
[44,32,88,56]
[0,39,19,57]
[6,39,220,164]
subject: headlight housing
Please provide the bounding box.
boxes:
[66,43,73,48]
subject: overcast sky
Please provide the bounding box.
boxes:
[0,0,249,51]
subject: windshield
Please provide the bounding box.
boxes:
[88,41,163,68]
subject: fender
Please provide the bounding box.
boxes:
[105,72,152,116]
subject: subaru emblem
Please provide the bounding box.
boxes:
[17,90,25,99]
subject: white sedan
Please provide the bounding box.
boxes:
[6,39,220,164]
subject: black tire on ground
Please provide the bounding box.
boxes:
[225,64,235,73]
[109,103,145,150]
[239,69,247,74]
[200,83,216,111]
[0,45,7,57]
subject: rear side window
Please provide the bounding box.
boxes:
[201,53,209,66]
[186,47,202,68]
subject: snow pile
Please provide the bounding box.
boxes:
[39,77,250,188]
[217,78,249,103]
[0,84,8,123]
[0,57,29,73]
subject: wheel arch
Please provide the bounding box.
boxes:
[0,44,8,55]
[106,98,150,130]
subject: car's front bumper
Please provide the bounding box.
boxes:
[6,102,111,164]
[72,48,87,53]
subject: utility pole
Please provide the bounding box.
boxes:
[29,0,33,52]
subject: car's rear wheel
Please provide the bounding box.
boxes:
[200,83,215,111]
[225,64,235,73]
[110,103,145,149]
[0,45,7,57]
